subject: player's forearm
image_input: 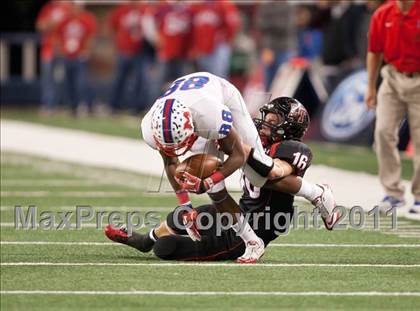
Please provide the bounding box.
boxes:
[161,153,181,191]
[366,52,382,89]
[218,149,246,179]
[217,128,246,179]
[267,159,293,180]
[218,139,246,179]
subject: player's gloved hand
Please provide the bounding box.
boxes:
[177,171,210,194]
[181,208,201,241]
[177,171,225,194]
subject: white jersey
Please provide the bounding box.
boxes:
[141,72,272,188]
[143,72,255,144]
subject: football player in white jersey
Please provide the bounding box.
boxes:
[141,72,278,263]
[107,96,340,262]
[141,73,337,262]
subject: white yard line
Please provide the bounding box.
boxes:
[0,180,102,186]
[0,223,107,228]
[0,222,416,230]
[382,231,420,235]
[398,235,420,239]
[1,191,138,197]
[2,241,420,248]
[269,243,420,248]
[0,241,118,246]
[1,290,419,297]
[2,262,419,268]
[0,206,174,212]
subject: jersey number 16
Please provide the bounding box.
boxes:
[292,152,308,170]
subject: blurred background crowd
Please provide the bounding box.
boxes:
[3,0,400,147]
[1,0,385,114]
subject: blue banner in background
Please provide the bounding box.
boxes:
[321,70,375,142]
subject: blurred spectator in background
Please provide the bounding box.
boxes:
[36,0,73,115]
[153,1,192,92]
[108,0,150,114]
[190,0,240,78]
[55,2,97,116]
[256,1,297,91]
[319,0,366,92]
[296,4,323,61]
[365,0,420,214]
[358,0,386,65]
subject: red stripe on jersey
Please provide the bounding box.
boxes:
[269,142,281,158]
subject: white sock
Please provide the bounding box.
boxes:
[231,214,260,243]
[148,229,157,242]
[295,177,322,202]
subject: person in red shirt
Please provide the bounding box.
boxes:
[108,1,153,113]
[55,3,97,116]
[190,0,240,78]
[365,0,420,214]
[36,0,73,114]
[153,1,192,90]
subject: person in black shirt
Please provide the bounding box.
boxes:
[105,97,339,261]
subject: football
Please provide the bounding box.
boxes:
[175,154,222,180]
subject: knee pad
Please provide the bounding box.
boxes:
[153,236,178,260]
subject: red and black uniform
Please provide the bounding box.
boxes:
[153,140,312,261]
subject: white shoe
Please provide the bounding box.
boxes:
[312,184,340,230]
[236,238,265,263]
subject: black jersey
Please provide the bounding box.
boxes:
[239,140,313,244]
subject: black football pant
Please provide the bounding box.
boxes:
[153,204,245,261]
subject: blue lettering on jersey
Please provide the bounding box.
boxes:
[218,110,233,136]
[159,76,209,98]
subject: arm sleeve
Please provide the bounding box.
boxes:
[270,140,312,177]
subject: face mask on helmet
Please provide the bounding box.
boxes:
[254,97,310,145]
[254,112,287,147]
[151,99,198,157]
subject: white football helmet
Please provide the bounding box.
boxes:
[151,99,197,157]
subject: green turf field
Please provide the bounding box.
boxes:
[1,152,419,310]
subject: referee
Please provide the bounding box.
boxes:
[365,0,420,214]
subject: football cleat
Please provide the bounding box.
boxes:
[104,224,129,244]
[312,184,340,230]
[236,238,265,264]
[323,209,341,230]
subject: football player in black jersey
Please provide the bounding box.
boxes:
[105,97,340,261]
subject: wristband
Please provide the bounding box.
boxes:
[175,189,191,205]
[247,148,274,177]
[201,171,225,193]
[208,171,225,184]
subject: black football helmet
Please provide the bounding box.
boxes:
[254,97,310,144]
